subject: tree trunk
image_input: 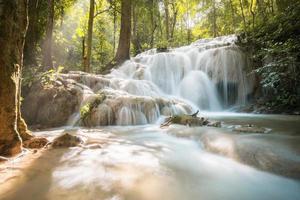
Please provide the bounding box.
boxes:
[185,1,191,44]
[0,0,29,157]
[187,29,191,44]
[114,0,132,65]
[257,0,266,20]
[157,2,164,41]
[269,0,274,13]
[163,0,170,42]
[82,36,87,71]
[24,0,39,66]
[150,0,155,48]
[229,0,236,31]
[132,3,142,55]
[42,0,54,70]
[170,2,178,41]
[250,0,256,29]
[85,0,95,73]
[113,5,117,54]
[212,0,217,37]
[239,0,247,31]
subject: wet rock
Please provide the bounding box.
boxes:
[207,121,222,127]
[161,111,221,128]
[0,156,8,162]
[22,72,193,127]
[51,133,83,148]
[23,137,49,149]
[0,140,22,157]
[85,144,102,149]
[80,92,108,126]
[238,101,300,115]
[86,104,114,126]
[233,124,268,133]
[157,47,169,52]
[22,82,79,128]
[28,124,45,131]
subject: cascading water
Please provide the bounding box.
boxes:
[9,35,300,200]
[179,71,222,110]
[64,35,253,126]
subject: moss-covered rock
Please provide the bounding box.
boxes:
[161,112,219,127]
[80,92,107,126]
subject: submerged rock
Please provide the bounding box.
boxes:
[51,133,83,148]
[0,157,8,162]
[23,137,49,149]
[207,121,222,127]
[233,124,268,133]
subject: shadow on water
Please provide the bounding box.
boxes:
[2,148,70,200]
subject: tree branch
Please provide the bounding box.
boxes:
[94,6,112,18]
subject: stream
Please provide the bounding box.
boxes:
[1,113,300,200]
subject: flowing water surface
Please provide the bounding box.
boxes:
[1,113,300,200]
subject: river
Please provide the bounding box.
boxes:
[1,113,299,200]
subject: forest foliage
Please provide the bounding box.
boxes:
[23,0,300,110]
[240,1,300,109]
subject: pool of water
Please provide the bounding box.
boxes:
[1,114,300,200]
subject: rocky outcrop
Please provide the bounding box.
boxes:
[22,80,79,128]
[22,72,193,127]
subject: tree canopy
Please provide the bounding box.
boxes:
[21,0,300,109]
[23,0,295,72]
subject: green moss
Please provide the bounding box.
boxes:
[80,103,91,120]
[170,115,182,124]
[80,92,106,120]
[238,2,300,109]
[163,114,210,127]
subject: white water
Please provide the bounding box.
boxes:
[63,35,254,126]
[116,35,253,109]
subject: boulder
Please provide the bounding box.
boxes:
[23,137,49,149]
[22,82,79,128]
[51,133,83,148]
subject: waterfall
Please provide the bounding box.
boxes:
[65,35,253,126]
